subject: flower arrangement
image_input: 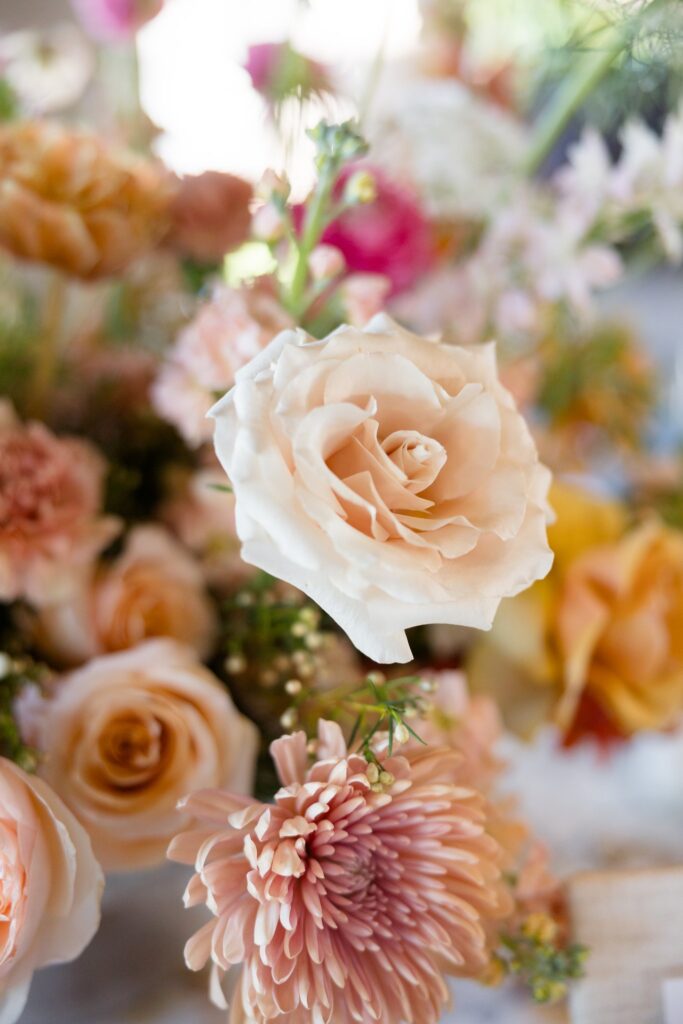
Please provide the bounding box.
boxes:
[0,0,683,1021]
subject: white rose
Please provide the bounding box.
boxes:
[211,315,552,663]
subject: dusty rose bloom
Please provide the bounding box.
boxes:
[29,639,258,872]
[34,524,216,666]
[170,719,509,1024]
[0,758,103,1023]
[169,171,253,264]
[161,465,253,591]
[211,314,553,663]
[152,284,293,447]
[0,402,119,606]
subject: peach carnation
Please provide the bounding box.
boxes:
[28,639,258,872]
[33,524,217,666]
[0,120,172,279]
[0,758,103,1024]
[0,401,119,606]
[153,284,293,447]
[211,314,552,663]
[169,719,510,1024]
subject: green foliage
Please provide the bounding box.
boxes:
[497,918,588,1003]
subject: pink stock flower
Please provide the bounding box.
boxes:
[152,285,293,447]
[0,402,119,606]
[244,43,332,107]
[70,0,163,42]
[169,720,510,1024]
[320,165,435,295]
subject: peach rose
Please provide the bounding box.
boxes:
[29,639,258,871]
[0,758,103,1023]
[34,525,216,667]
[555,520,683,734]
[211,314,552,663]
[0,401,119,607]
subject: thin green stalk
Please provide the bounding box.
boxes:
[523,26,624,176]
[27,272,66,419]
[288,163,336,315]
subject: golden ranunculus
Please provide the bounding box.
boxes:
[468,481,683,739]
[0,121,173,279]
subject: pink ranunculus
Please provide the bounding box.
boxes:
[170,719,510,1024]
[0,758,103,1023]
[70,0,163,42]
[33,524,217,667]
[321,164,436,295]
[29,639,258,872]
[211,314,553,664]
[152,284,293,447]
[0,402,119,607]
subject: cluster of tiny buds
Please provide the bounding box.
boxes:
[365,761,395,792]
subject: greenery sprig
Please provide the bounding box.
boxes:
[490,914,588,1004]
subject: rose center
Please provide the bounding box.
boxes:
[98,712,166,788]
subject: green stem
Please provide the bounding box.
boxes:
[27,272,66,419]
[523,25,624,176]
[288,163,336,317]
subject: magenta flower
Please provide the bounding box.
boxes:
[70,0,163,42]
[322,165,436,295]
[244,42,332,107]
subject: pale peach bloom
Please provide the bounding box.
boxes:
[0,758,103,1023]
[169,719,510,1024]
[308,244,346,281]
[152,284,293,447]
[339,272,391,326]
[417,671,564,950]
[30,640,258,872]
[161,466,253,591]
[211,314,553,664]
[420,669,503,791]
[252,202,286,243]
[169,171,253,264]
[0,402,119,607]
[34,525,216,666]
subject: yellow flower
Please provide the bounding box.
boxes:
[469,482,683,738]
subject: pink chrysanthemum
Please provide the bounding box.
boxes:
[169,720,510,1024]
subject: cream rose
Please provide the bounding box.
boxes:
[0,759,103,1023]
[29,640,258,871]
[211,314,552,663]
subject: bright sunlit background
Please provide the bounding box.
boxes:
[137,0,422,190]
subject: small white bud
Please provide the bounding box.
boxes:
[284,678,303,696]
[225,654,246,675]
[280,708,298,730]
[379,771,395,787]
[394,723,410,746]
[366,762,380,784]
[366,671,386,686]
